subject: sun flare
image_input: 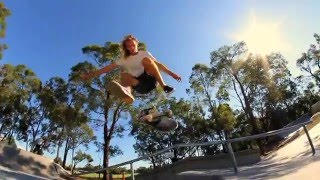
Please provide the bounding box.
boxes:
[230,14,291,55]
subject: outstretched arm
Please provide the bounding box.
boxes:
[153,60,181,82]
[82,63,118,80]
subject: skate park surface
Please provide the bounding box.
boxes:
[1,114,320,180]
[0,143,71,180]
[178,117,320,180]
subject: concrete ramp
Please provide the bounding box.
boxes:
[0,143,72,179]
[178,115,320,180]
[134,113,320,180]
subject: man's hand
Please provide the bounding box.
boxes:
[171,72,182,82]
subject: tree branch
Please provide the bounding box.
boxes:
[107,103,123,138]
[231,78,245,111]
[93,110,104,115]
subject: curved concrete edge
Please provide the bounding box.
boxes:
[0,143,72,179]
[0,165,50,180]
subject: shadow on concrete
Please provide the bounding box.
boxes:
[0,167,49,180]
[0,146,48,177]
[177,140,320,180]
[178,153,320,180]
[0,143,72,179]
[238,153,320,179]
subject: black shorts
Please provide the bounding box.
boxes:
[132,71,157,94]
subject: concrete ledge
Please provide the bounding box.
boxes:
[171,149,260,172]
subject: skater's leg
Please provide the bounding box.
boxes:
[120,73,139,88]
[119,73,139,103]
[142,58,165,87]
[108,73,137,104]
[142,58,174,93]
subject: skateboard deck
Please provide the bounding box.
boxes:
[138,107,178,132]
[109,81,178,132]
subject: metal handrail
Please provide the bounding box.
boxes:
[75,116,315,178]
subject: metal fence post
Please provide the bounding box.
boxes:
[302,125,316,155]
[130,163,135,180]
[226,142,238,174]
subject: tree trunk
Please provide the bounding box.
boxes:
[242,96,265,154]
[150,157,157,169]
[70,148,75,173]
[171,149,179,163]
[55,127,64,164]
[72,163,77,175]
[234,74,265,155]
[103,92,111,180]
[56,143,61,159]
[218,130,227,153]
[0,124,3,135]
[102,92,123,180]
[2,131,8,140]
[247,110,265,155]
[7,131,13,144]
[62,137,70,168]
[224,130,229,139]
[103,122,111,180]
[25,137,29,151]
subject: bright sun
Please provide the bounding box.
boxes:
[230,14,291,55]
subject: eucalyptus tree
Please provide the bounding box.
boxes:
[208,42,289,154]
[0,2,11,59]
[0,64,41,144]
[297,33,320,85]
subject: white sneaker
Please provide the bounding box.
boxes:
[108,81,134,104]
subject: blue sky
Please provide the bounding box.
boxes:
[3,0,320,169]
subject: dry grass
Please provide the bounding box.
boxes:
[78,173,132,180]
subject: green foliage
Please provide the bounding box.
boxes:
[69,123,95,150]
[216,104,236,132]
[135,166,151,174]
[109,167,127,174]
[73,150,93,170]
[0,64,41,142]
[297,33,320,85]
[39,76,94,168]
[0,2,11,59]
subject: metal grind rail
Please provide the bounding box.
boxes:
[75,116,316,180]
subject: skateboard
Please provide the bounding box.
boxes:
[138,106,178,132]
[109,80,178,132]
